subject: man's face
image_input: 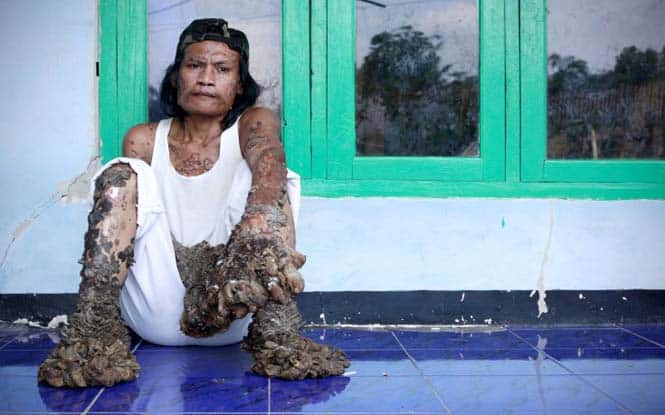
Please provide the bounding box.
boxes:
[176,40,243,117]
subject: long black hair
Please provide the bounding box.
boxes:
[158,48,261,130]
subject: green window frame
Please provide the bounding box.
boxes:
[99,0,665,199]
[520,0,665,185]
[320,0,505,182]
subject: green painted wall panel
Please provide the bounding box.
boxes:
[100,0,147,163]
[302,179,665,200]
[479,0,506,181]
[311,0,328,179]
[99,0,118,163]
[283,0,312,178]
[505,0,521,183]
[326,0,355,179]
[353,157,482,181]
[543,160,665,184]
[520,0,547,182]
[116,0,147,146]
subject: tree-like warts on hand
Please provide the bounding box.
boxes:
[176,239,229,338]
[218,201,306,316]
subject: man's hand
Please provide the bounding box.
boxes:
[218,204,305,319]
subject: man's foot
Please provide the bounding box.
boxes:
[38,286,139,388]
[39,163,140,388]
[38,335,138,388]
[242,301,350,380]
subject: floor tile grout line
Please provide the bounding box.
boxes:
[80,339,143,415]
[268,376,271,414]
[268,412,443,415]
[506,327,635,415]
[615,324,665,349]
[0,412,84,415]
[81,387,106,415]
[390,331,454,415]
[270,412,446,415]
[504,324,665,351]
[0,333,23,351]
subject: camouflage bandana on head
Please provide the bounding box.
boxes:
[176,18,249,62]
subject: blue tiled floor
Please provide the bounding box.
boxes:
[1,324,664,414]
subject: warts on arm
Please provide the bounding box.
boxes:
[122,123,156,165]
[240,111,287,207]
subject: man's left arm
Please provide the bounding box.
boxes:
[238,108,295,246]
[219,108,304,313]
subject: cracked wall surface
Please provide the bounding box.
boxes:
[0,0,97,293]
[530,201,554,317]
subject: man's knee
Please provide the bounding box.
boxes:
[94,163,137,199]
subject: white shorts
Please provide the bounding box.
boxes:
[90,157,301,346]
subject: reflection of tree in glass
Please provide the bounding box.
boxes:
[148,86,166,122]
[356,26,479,156]
[548,46,665,159]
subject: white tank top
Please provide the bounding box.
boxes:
[151,117,244,247]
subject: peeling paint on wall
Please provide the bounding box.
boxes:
[1,133,98,277]
[11,219,33,241]
[530,202,554,317]
[1,155,98,272]
[0,154,100,270]
[57,156,100,204]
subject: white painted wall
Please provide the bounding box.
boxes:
[0,1,97,293]
[298,198,665,292]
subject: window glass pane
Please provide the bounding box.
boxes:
[547,0,665,159]
[355,0,479,157]
[148,0,281,122]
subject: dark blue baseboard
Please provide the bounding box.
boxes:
[1,290,664,326]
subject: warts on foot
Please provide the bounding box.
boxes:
[242,302,350,380]
[39,164,140,388]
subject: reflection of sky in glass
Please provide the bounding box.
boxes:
[148,0,281,111]
[356,0,478,77]
[548,0,665,73]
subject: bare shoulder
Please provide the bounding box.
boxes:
[238,107,281,158]
[239,107,280,135]
[122,122,158,165]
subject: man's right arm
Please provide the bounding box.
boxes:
[122,123,157,165]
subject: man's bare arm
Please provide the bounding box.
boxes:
[217,107,304,311]
[238,108,297,247]
[239,107,287,207]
